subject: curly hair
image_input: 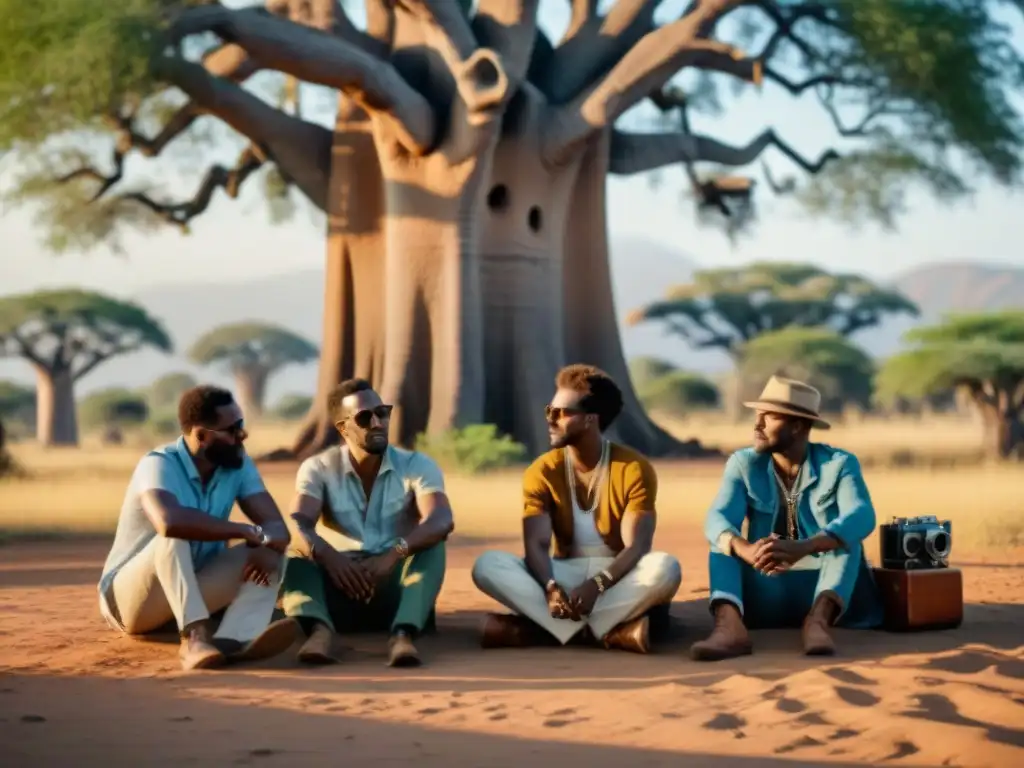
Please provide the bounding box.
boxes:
[326,378,374,421]
[178,385,235,432]
[555,364,623,431]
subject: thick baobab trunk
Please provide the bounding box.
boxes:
[980,403,1024,460]
[234,367,269,419]
[476,87,584,454]
[35,367,78,447]
[562,131,718,458]
[290,97,387,460]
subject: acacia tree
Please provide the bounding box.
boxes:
[876,312,1024,460]
[628,262,919,357]
[0,291,173,446]
[188,321,318,416]
[5,1,1024,458]
[737,325,875,412]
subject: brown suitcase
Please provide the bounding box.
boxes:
[871,567,963,631]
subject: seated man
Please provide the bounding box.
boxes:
[472,364,682,654]
[97,385,299,671]
[690,376,885,661]
[281,378,454,668]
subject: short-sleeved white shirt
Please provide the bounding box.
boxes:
[97,437,267,627]
[295,444,445,554]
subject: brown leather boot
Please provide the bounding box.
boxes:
[602,615,650,654]
[387,629,422,667]
[297,622,341,665]
[480,613,550,648]
[689,602,753,661]
[218,618,301,664]
[802,596,838,656]
[179,621,225,671]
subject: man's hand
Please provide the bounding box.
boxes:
[360,550,401,582]
[546,582,579,621]
[242,546,280,587]
[320,548,375,602]
[568,578,602,618]
[751,534,813,575]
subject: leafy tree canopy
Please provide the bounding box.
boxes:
[0,380,35,422]
[628,262,918,355]
[147,370,198,409]
[638,370,721,414]
[737,325,875,410]
[875,311,1024,403]
[188,321,318,373]
[78,386,150,431]
[2,0,1024,250]
[0,289,172,379]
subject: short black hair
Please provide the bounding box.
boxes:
[556,364,623,431]
[327,378,374,421]
[178,385,234,432]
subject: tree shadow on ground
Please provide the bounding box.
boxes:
[0,672,914,768]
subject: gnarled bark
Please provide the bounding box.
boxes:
[35,366,78,447]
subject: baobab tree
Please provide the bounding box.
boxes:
[0,290,173,446]
[6,1,1024,458]
[188,321,318,417]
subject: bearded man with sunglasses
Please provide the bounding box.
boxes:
[471,364,682,653]
[281,378,454,667]
[97,385,299,671]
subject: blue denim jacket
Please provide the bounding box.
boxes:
[704,443,876,554]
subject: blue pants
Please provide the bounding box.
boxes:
[708,543,883,629]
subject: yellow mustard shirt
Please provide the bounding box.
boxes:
[522,443,658,558]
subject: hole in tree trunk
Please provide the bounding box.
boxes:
[528,206,542,232]
[487,184,509,211]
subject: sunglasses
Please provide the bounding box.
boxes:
[350,404,393,429]
[545,404,586,422]
[210,419,245,438]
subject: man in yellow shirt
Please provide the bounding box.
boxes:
[471,364,682,653]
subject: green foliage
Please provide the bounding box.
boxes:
[665,0,1024,232]
[0,289,172,379]
[188,322,318,374]
[145,405,181,439]
[638,371,721,415]
[414,424,527,475]
[0,380,35,426]
[147,371,197,410]
[737,326,875,412]
[628,356,679,389]
[629,262,918,354]
[272,393,313,420]
[78,387,150,431]
[875,311,1024,402]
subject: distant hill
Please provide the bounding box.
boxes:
[890,261,1024,318]
[2,254,1021,401]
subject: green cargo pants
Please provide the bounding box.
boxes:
[280,543,445,635]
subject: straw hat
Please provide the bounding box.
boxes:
[743,375,830,430]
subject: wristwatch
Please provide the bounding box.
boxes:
[392,537,410,559]
[544,578,559,594]
[593,569,613,594]
[247,524,271,548]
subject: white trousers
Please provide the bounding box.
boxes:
[471,550,682,644]
[106,537,284,643]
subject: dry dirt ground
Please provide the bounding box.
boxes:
[2,525,1023,768]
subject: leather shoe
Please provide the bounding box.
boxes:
[602,615,650,654]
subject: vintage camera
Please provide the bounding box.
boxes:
[879,515,952,570]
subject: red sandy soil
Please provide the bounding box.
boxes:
[2,525,1023,768]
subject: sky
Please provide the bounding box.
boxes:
[4,0,1024,299]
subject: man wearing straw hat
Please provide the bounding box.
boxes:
[691,375,884,661]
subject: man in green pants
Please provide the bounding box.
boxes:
[281,378,454,667]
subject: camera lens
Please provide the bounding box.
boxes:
[902,533,923,558]
[926,530,951,559]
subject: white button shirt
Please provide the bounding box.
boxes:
[294,444,445,554]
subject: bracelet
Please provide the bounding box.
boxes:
[544,579,559,594]
[393,537,410,559]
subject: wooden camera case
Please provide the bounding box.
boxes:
[871,567,964,632]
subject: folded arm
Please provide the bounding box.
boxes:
[703,452,750,554]
[235,457,290,552]
[809,455,876,554]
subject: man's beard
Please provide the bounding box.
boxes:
[363,431,388,455]
[205,442,245,469]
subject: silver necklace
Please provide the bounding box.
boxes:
[565,440,609,515]
[772,462,803,539]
